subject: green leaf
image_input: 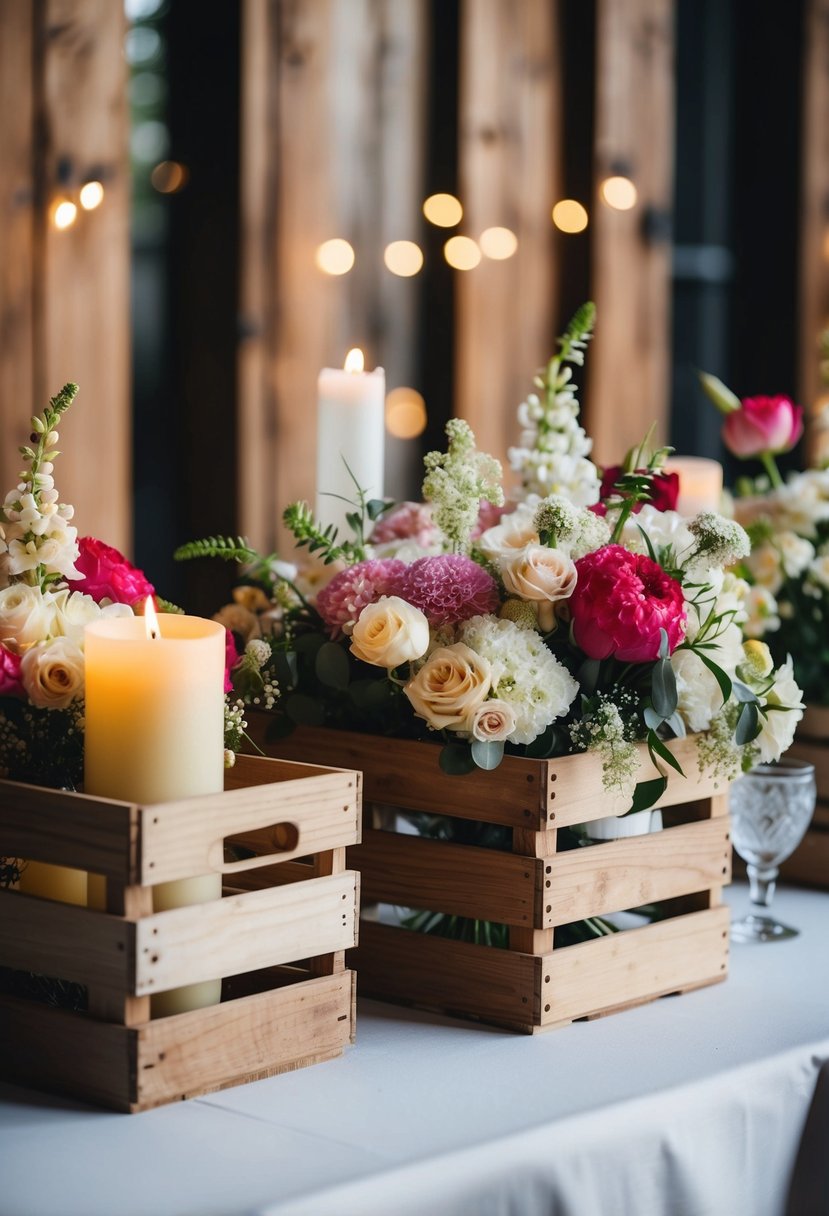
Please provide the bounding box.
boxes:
[651,657,678,719]
[643,706,663,731]
[525,725,558,759]
[636,524,657,562]
[658,628,670,660]
[577,658,602,694]
[665,710,686,738]
[439,743,476,776]
[273,651,298,689]
[628,776,668,815]
[732,679,760,705]
[315,641,351,690]
[694,650,733,706]
[647,731,684,776]
[294,632,325,657]
[366,498,393,521]
[698,371,741,414]
[735,700,760,745]
[345,511,361,536]
[470,739,505,771]
[284,694,326,727]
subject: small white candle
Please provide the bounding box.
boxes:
[664,456,724,517]
[84,600,226,1018]
[316,348,385,536]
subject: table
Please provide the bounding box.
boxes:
[1,883,827,1216]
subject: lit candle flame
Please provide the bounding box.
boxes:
[144,596,161,641]
[344,348,364,374]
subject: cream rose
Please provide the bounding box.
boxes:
[470,699,516,743]
[404,642,491,730]
[349,596,430,668]
[50,589,132,646]
[21,636,85,708]
[477,504,539,563]
[0,583,56,648]
[500,545,577,631]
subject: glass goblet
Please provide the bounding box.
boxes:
[729,758,816,943]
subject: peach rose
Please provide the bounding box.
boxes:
[500,545,577,631]
[470,699,516,743]
[349,596,430,668]
[404,642,491,730]
[21,637,84,708]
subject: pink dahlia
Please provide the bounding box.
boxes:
[570,544,685,663]
[398,555,499,628]
[316,559,408,637]
[370,502,438,548]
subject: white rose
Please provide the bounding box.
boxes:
[671,649,725,733]
[21,637,85,708]
[0,583,56,647]
[745,542,783,594]
[349,597,430,668]
[404,643,491,731]
[470,699,517,743]
[756,657,804,763]
[478,504,539,563]
[807,555,829,592]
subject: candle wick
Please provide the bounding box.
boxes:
[150,629,159,641]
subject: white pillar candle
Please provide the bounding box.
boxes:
[84,602,226,1018]
[316,348,385,536]
[664,456,724,517]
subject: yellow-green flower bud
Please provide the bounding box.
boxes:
[738,639,774,682]
[499,598,539,630]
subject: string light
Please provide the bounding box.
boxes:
[599,175,638,211]
[52,200,78,230]
[384,240,424,277]
[444,235,481,270]
[386,387,427,438]
[423,193,463,227]
[79,181,105,210]
[552,200,588,234]
[479,226,518,260]
[315,239,355,276]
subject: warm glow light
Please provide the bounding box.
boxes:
[385,387,427,439]
[315,238,355,276]
[151,160,189,194]
[383,240,424,277]
[552,199,589,234]
[53,200,78,230]
[143,596,161,640]
[479,226,518,260]
[344,348,365,373]
[79,181,105,210]
[822,229,829,262]
[444,235,481,270]
[600,175,638,211]
[423,193,463,227]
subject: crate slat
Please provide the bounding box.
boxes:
[0,783,136,880]
[0,888,132,990]
[134,872,359,995]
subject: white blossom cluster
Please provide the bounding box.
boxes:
[423,419,504,553]
[0,471,80,589]
[508,370,601,507]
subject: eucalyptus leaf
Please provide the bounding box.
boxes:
[439,743,476,776]
[293,632,325,657]
[578,658,602,694]
[732,679,760,705]
[315,641,351,690]
[658,628,670,660]
[693,650,733,705]
[628,775,668,815]
[735,700,761,745]
[273,651,298,690]
[470,739,505,771]
[665,710,687,738]
[366,498,393,521]
[284,694,326,727]
[651,657,678,719]
[643,706,663,731]
[647,731,684,776]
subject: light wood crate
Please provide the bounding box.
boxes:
[249,719,731,1034]
[785,705,829,889]
[0,754,361,1111]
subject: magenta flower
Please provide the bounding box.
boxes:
[0,644,23,698]
[224,629,239,693]
[316,559,408,637]
[74,537,155,607]
[723,395,803,459]
[398,554,499,628]
[570,545,685,663]
[471,499,507,539]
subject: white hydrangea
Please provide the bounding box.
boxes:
[459,614,578,745]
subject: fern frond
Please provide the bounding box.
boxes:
[174,535,258,564]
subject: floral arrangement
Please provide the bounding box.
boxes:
[701,372,829,706]
[180,307,804,813]
[0,384,159,794]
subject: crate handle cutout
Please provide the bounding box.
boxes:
[213,821,302,873]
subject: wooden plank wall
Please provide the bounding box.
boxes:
[238,0,427,553]
[586,0,675,466]
[454,0,562,488]
[800,0,829,465]
[0,0,131,552]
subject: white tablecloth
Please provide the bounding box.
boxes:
[1,883,827,1216]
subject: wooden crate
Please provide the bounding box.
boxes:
[0,754,361,1111]
[249,719,731,1034]
[784,705,829,889]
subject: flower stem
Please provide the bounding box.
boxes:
[759,451,784,489]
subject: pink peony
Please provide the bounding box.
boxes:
[316,559,408,637]
[722,395,803,459]
[398,554,499,628]
[570,545,685,663]
[370,503,438,548]
[0,644,23,698]
[73,537,155,607]
[224,629,239,694]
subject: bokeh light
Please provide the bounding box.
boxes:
[79,181,105,210]
[52,200,77,230]
[479,226,518,260]
[599,175,638,211]
[315,239,355,276]
[150,160,189,193]
[386,387,427,438]
[423,193,463,227]
[444,235,481,270]
[552,199,589,233]
[384,240,424,277]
